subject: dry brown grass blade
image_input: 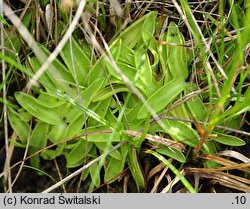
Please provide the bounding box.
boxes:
[185,165,250,192]
[199,154,250,173]
[185,162,250,173]
[150,165,169,193]
[196,172,250,193]
[123,173,130,193]
[147,162,166,182]
[161,170,186,193]
[217,150,250,163]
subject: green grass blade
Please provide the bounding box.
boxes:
[146,150,196,193]
[22,165,57,183]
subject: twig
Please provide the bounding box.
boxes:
[54,159,67,193]
[123,130,186,151]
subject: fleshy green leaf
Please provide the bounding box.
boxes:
[60,38,91,85]
[48,123,67,143]
[214,132,246,146]
[8,108,30,143]
[89,162,101,187]
[104,157,125,183]
[66,138,92,168]
[81,77,106,107]
[30,52,77,97]
[29,57,56,91]
[62,103,83,123]
[95,142,122,160]
[128,146,145,190]
[30,121,49,149]
[64,114,85,139]
[37,91,65,108]
[92,85,129,102]
[88,98,111,127]
[117,11,157,49]
[77,131,121,143]
[185,84,208,121]
[165,22,188,82]
[151,119,199,147]
[134,47,153,87]
[137,78,187,119]
[40,144,64,160]
[18,108,32,122]
[15,92,64,125]
[156,146,186,163]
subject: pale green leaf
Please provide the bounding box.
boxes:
[89,162,101,187]
[30,121,49,149]
[88,98,111,127]
[40,144,65,160]
[37,91,65,108]
[64,114,86,139]
[128,147,145,190]
[104,157,125,183]
[60,38,91,85]
[66,139,92,168]
[137,78,187,119]
[8,108,30,143]
[156,146,186,163]
[92,85,129,102]
[48,123,67,143]
[214,132,246,146]
[15,92,64,125]
[95,142,122,160]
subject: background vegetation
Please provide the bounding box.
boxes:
[0,0,250,192]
